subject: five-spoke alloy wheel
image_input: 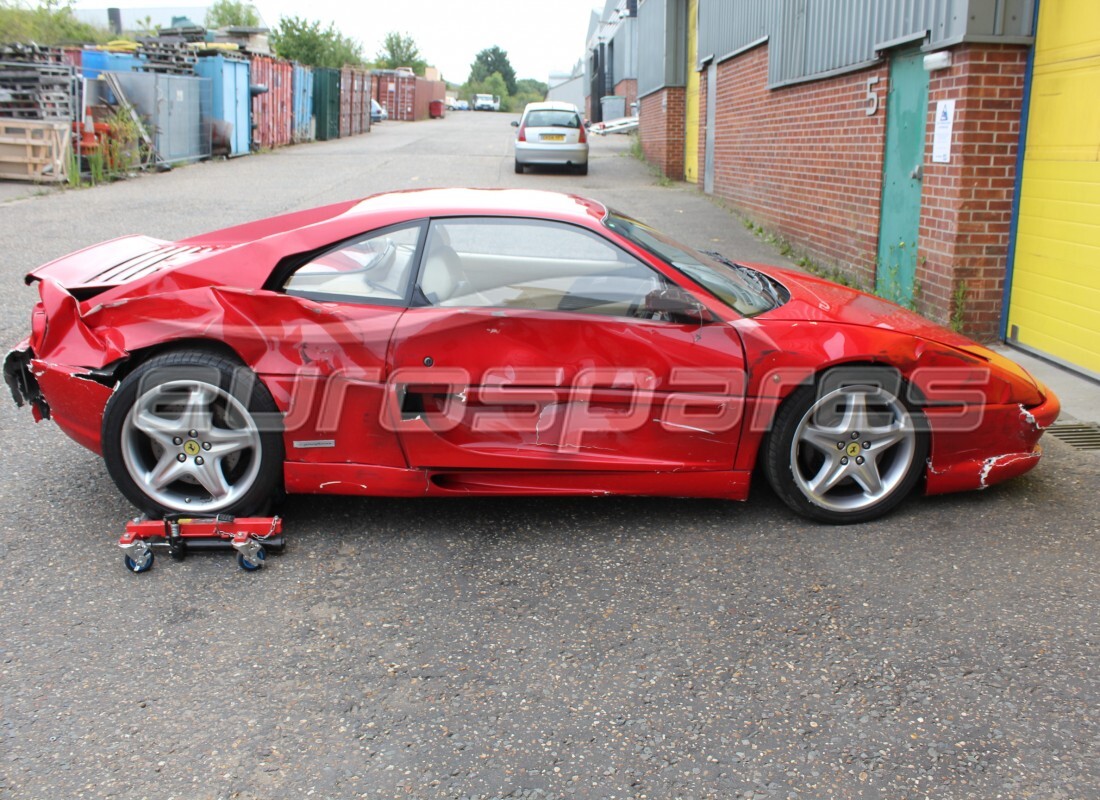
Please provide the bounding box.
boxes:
[102,350,284,517]
[765,368,928,523]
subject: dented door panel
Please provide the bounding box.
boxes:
[389,307,748,471]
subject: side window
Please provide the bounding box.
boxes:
[417,218,675,318]
[283,223,422,304]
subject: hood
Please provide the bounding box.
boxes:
[751,264,1045,400]
[755,264,976,348]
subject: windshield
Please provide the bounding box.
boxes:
[525,110,581,128]
[604,213,785,318]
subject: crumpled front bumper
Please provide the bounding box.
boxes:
[924,379,1061,494]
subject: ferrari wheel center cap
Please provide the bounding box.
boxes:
[846,442,862,458]
[184,440,201,457]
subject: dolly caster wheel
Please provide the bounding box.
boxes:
[237,547,266,571]
[124,550,154,573]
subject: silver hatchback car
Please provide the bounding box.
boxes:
[512,101,589,175]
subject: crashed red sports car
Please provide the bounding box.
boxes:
[5,188,1059,524]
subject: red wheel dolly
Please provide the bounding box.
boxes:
[118,514,283,573]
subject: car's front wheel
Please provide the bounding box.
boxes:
[101,350,284,517]
[764,368,927,524]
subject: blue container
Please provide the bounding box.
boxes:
[195,55,251,157]
[292,64,314,142]
[81,49,144,79]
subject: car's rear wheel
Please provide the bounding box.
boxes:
[102,350,283,517]
[514,160,524,174]
[764,368,927,524]
[576,163,588,176]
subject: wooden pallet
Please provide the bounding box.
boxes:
[0,118,70,182]
[0,62,76,121]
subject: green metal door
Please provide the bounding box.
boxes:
[876,50,929,305]
[313,68,340,141]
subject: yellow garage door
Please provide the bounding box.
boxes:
[1007,0,1100,377]
[684,0,700,183]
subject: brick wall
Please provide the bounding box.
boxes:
[920,44,1028,338]
[690,41,1027,339]
[706,45,888,289]
[614,78,638,115]
[639,87,686,181]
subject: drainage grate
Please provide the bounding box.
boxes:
[1046,422,1100,450]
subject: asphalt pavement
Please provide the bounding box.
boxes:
[0,111,1097,800]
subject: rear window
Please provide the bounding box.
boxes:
[525,110,580,128]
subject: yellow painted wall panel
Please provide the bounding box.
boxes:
[1032,1,1100,65]
[1008,0,1100,376]
[684,0,699,184]
[1026,57,1100,160]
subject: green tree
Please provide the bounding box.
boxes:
[511,77,547,111]
[271,15,363,68]
[0,0,110,44]
[204,0,259,29]
[374,31,427,75]
[463,71,509,111]
[516,78,548,96]
[468,46,517,96]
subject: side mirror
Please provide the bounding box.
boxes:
[510,120,520,128]
[645,287,714,324]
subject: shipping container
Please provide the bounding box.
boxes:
[250,54,293,149]
[108,71,211,165]
[195,55,250,157]
[339,67,370,137]
[292,63,314,142]
[313,67,340,140]
[373,69,417,121]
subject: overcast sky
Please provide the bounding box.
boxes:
[71,0,601,83]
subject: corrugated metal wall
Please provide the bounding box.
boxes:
[682,0,1035,88]
[612,16,639,82]
[638,0,668,96]
[292,64,313,143]
[697,1,769,64]
[638,0,687,96]
[250,55,293,149]
[769,0,965,86]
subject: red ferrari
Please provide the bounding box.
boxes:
[4,189,1059,524]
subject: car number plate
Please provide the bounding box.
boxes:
[542,134,566,141]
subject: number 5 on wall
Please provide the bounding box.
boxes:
[865,76,881,116]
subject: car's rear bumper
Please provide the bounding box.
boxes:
[6,341,115,453]
[515,142,589,166]
[4,341,40,413]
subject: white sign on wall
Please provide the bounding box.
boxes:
[932,99,956,163]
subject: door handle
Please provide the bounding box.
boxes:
[910,164,923,181]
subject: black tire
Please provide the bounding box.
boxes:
[101,350,284,518]
[576,163,589,176]
[763,367,928,524]
[514,161,524,174]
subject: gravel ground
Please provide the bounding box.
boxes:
[0,112,1097,800]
